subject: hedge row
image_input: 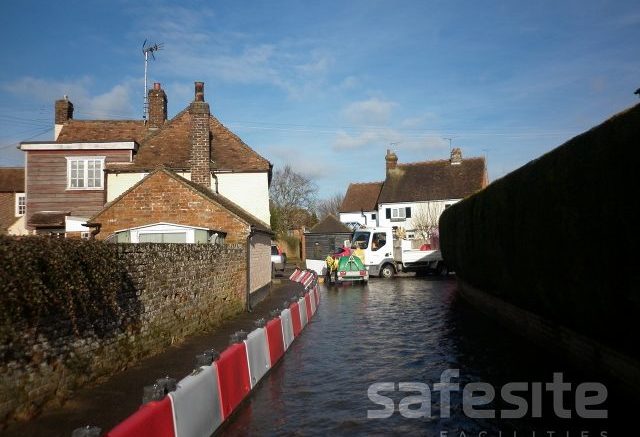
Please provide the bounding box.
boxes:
[440,103,640,359]
[0,236,130,359]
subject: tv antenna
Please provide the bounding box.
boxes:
[142,40,164,120]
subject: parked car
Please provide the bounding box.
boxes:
[271,244,287,275]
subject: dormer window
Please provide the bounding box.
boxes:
[66,157,105,190]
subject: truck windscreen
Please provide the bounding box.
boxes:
[351,231,370,249]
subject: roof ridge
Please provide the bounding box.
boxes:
[349,181,383,186]
[398,156,485,167]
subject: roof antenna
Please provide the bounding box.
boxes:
[142,40,164,120]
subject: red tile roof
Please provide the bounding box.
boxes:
[57,120,149,143]
[339,182,383,212]
[0,167,24,192]
[57,107,270,173]
[378,158,487,204]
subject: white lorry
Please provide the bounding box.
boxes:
[350,226,447,278]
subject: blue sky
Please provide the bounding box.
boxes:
[1,0,638,199]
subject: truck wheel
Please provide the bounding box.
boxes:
[380,264,395,278]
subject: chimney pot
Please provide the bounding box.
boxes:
[194,81,205,102]
[385,149,398,176]
[450,147,463,165]
[153,82,161,90]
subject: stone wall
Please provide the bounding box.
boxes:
[0,240,246,425]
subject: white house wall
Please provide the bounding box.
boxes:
[339,211,377,227]
[216,172,270,225]
[378,200,461,233]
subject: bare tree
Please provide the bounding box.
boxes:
[411,202,444,244]
[316,193,344,219]
[270,165,317,234]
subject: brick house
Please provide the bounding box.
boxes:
[0,167,27,235]
[88,167,272,294]
[339,148,488,247]
[19,81,272,235]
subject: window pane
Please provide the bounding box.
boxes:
[162,233,187,243]
[139,233,163,243]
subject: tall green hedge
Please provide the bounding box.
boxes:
[440,104,640,359]
[0,236,133,361]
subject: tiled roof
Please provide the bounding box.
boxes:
[377,158,487,204]
[339,182,383,212]
[307,214,352,234]
[29,211,68,227]
[57,120,148,143]
[0,167,24,192]
[57,105,270,173]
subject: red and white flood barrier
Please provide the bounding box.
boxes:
[103,270,320,437]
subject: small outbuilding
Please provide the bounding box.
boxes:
[304,214,353,261]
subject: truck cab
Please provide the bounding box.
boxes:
[351,227,446,278]
[351,228,396,277]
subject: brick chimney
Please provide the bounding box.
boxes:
[54,96,73,140]
[385,149,398,176]
[189,81,211,188]
[450,147,463,165]
[147,82,167,129]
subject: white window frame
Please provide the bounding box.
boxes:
[391,207,406,219]
[66,156,105,190]
[15,193,26,216]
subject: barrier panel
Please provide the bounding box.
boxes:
[289,269,302,282]
[244,328,271,388]
[303,273,314,289]
[265,318,285,365]
[304,293,313,321]
[280,308,294,350]
[216,343,251,419]
[309,289,317,315]
[298,296,308,328]
[169,365,222,437]
[301,272,312,285]
[290,302,302,337]
[105,396,175,437]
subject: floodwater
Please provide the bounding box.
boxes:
[223,277,630,436]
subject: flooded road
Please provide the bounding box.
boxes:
[224,277,628,436]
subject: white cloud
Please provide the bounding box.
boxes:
[333,128,402,150]
[3,76,136,119]
[342,98,397,125]
[130,5,333,99]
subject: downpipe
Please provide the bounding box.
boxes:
[245,225,256,313]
